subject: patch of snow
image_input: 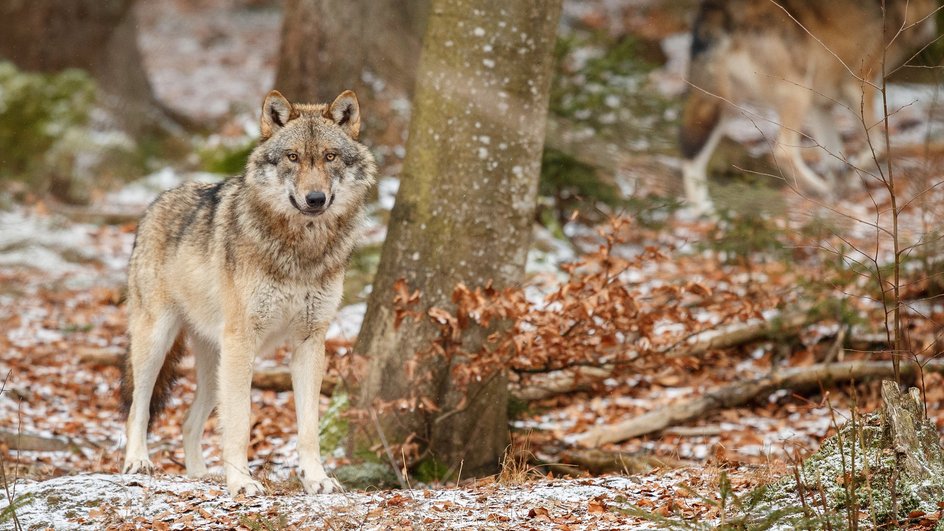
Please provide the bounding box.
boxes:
[377,176,400,210]
[106,168,222,210]
[10,472,700,530]
[327,303,366,342]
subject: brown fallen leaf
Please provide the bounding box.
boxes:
[588,498,607,513]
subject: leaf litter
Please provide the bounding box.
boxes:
[4,0,944,528]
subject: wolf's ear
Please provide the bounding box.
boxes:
[260,90,293,140]
[327,90,361,140]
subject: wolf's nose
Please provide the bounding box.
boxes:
[305,191,327,209]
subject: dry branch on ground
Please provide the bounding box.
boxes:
[574,360,944,447]
[515,307,818,401]
[78,349,337,395]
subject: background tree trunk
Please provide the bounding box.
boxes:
[0,0,175,134]
[274,0,429,102]
[353,0,562,478]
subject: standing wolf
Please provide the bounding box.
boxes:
[121,90,376,496]
[679,0,937,214]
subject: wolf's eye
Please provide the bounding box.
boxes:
[325,152,337,162]
[287,153,299,162]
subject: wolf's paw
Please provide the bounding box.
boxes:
[302,475,342,494]
[123,459,156,475]
[227,476,266,497]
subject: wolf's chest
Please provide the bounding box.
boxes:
[245,278,343,340]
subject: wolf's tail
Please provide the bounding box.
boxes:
[120,331,187,432]
[679,88,722,160]
[679,0,728,160]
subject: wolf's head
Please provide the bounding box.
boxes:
[246,90,376,219]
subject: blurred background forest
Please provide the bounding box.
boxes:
[3,0,944,528]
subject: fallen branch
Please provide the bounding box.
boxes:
[59,205,143,225]
[0,430,75,453]
[78,349,336,394]
[662,308,814,358]
[573,360,944,448]
[554,448,686,475]
[81,348,569,401]
[511,366,612,401]
[664,425,725,437]
[512,308,819,401]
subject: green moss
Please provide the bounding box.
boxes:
[344,243,382,303]
[702,191,791,265]
[549,33,670,145]
[0,62,98,199]
[756,405,944,528]
[199,138,255,175]
[0,62,95,176]
[506,395,530,420]
[541,31,676,218]
[333,462,400,490]
[413,457,450,483]
[0,61,156,203]
[540,147,620,206]
[318,390,349,456]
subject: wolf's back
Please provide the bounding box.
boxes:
[130,180,234,267]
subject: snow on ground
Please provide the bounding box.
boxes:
[105,168,222,212]
[4,1,944,527]
[10,470,725,530]
[136,0,281,120]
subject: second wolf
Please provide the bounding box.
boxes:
[679,0,937,214]
[121,90,376,495]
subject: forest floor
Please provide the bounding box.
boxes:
[4,0,944,529]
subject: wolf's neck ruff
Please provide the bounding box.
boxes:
[232,173,365,282]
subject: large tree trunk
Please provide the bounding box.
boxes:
[0,0,173,134]
[274,0,428,102]
[353,0,562,478]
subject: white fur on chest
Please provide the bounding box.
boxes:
[245,277,343,351]
[169,255,343,353]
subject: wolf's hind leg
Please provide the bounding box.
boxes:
[773,93,832,199]
[291,328,341,494]
[123,311,181,474]
[808,104,844,174]
[681,121,725,217]
[183,334,219,478]
[679,88,725,216]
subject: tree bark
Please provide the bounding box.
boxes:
[274,0,428,102]
[0,0,172,134]
[353,0,562,478]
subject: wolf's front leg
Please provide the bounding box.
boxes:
[291,329,341,494]
[219,330,265,496]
